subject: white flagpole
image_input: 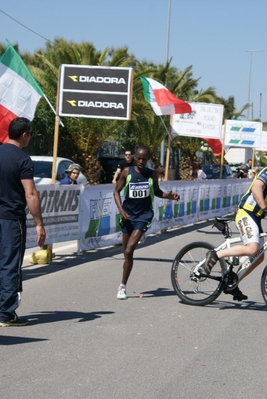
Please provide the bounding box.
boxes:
[159,115,172,140]
[43,93,64,127]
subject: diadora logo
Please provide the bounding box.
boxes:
[68,75,126,84]
[68,75,78,82]
[66,100,124,109]
[67,100,77,106]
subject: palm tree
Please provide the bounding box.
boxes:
[217,95,249,120]
[7,38,248,182]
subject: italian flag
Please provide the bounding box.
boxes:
[0,44,43,143]
[140,76,192,116]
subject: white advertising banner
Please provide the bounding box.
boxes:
[79,179,250,251]
[26,185,83,247]
[224,120,263,148]
[79,184,122,250]
[256,130,267,151]
[171,102,224,139]
[25,179,251,251]
[151,181,198,233]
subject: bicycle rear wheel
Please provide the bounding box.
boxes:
[171,241,225,306]
[260,266,267,304]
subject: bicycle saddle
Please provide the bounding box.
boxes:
[215,217,234,224]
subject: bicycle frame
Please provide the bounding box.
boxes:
[213,232,267,281]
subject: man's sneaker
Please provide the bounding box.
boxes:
[117,285,127,300]
[0,313,28,327]
[198,250,218,275]
[138,233,146,244]
[224,286,248,302]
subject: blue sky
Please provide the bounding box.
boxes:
[1,0,267,121]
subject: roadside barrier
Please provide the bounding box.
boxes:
[26,179,250,251]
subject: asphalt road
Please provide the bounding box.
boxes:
[1,219,267,399]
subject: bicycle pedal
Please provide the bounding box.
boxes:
[223,271,238,290]
[226,281,238,290]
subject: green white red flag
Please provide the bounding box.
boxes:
[140,76,192,116]
[0,44,43,143]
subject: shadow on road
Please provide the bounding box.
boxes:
[217,300,267,311]
[0,336,48,346]
[140,287,177,297]
[176,298,266,312]
[127,287,176,299]
[23,310,115,325]
[23,220,213,282]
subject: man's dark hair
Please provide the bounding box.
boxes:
[124,149,132,154]
[8,117,32,140]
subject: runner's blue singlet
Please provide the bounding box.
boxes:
[122,166,155,223]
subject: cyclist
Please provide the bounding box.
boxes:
[200,167,267,301]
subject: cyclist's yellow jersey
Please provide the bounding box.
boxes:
[238,167,267,217]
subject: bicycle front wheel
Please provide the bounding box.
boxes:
[260,266,267,305]
[171,241,225,306]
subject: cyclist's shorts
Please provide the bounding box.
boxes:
[235,208,263,246]
[120,219,150,234]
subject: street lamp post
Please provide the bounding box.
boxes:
[246,48,267,120]
[166,0,171,64]
[160,0,172,165]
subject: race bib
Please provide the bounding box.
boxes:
[129,182,150,198]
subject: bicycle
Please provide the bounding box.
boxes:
[171,216,267,306]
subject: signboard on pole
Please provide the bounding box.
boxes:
[170,102,224,138]
[224,120,263,148]
[58,65,133,120]
[255,131,267,151]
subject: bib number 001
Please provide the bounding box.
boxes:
[129,182,150,198]
[130,189,149,198]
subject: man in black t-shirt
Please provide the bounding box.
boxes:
[245,159,252,173]
[112,149,135,184]
[0,117,46,326]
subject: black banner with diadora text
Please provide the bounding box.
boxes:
[58,65,133,120]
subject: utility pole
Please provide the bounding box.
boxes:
[246,48,267,120]
[160,0,172,165]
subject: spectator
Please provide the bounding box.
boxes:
[197,163,207,180]
[245,159,252,172]
[156,165,166,182]
[0,117,46,326]
[59,164,81,185]
[112,149,135,184]
[192,161,206,180]
[235,165,248,179]
[248,169,256,179]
